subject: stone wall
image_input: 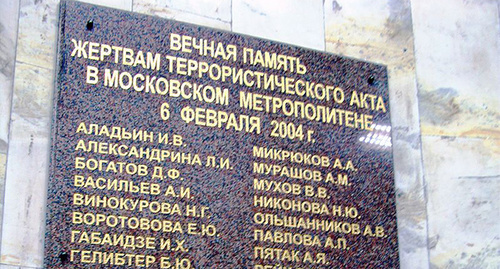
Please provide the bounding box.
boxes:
[0,0,498,268]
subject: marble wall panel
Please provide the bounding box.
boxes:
[0,154,5,190]
[16,0,59,69]
[0,152,6,242]
[10,64,53,120]
[412,0,500,138]
[324,0,429,268]
[232,0,325,50]
[0,115,50,267]
[79,0,132,10]
[16,0,132,70]
[133,1,231,30]
[0,62,53,267]
[422,136,500,268]
[0,0,19,150]
[389,69,429,269]
[0,3,17,260]
[0,264,22,269]
[0,0,20,263]
[133,0,231,23]
[0,1,133,267]
[324,0,414,67]
[412,1,500,268]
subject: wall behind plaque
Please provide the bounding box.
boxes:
[0,0,498,268]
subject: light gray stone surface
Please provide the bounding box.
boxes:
[422,136,499,268]
[324,1,429,268]
[0,0,18,149]
[80,0,132,10]
[0,0,19,266]
[0,63,52,267]
[134,0,231,23]
[0,264,22,269]
[0,1,133,267]
[133,0,231,30]
[411,1,500,268]
[0,1,57,267]
[16,0,59,69]
[412,0,500,138]
[232,0,325,50]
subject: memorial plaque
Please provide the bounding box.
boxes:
[45,1,399,268]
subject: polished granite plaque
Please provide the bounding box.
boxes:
[45,1,399,268]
